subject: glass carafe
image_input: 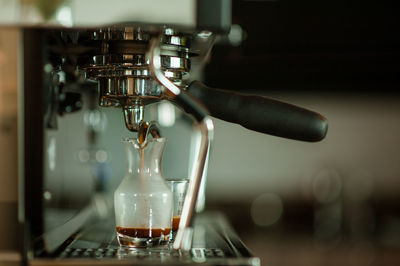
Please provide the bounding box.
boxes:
[114,138,173,248]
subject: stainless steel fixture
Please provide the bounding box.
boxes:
[81,27,192,131]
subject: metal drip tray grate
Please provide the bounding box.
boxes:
[60,248,119,259]
[59,247,226,260]
[32,212,259,265]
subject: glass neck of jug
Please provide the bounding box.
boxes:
[123,138,166,175]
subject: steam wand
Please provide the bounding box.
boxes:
[148,36,214,251]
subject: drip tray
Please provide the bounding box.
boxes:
[59,247,226,261]
[30,211,260,266]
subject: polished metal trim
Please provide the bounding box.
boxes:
[99,77,163,97]
[89,27,191,48]
[87,54,189,72]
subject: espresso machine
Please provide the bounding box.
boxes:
[0,0,327,265]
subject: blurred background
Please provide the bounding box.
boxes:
[202,0,400,265]
[1,0,400,265]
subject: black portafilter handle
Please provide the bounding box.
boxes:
[186,81,328,142]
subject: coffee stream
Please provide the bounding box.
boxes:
[117,121,171,240]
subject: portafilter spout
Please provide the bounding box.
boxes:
[122,105,144,132]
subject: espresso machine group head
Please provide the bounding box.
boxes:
[80,27,192,132]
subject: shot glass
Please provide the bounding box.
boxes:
[166,179,189,241]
